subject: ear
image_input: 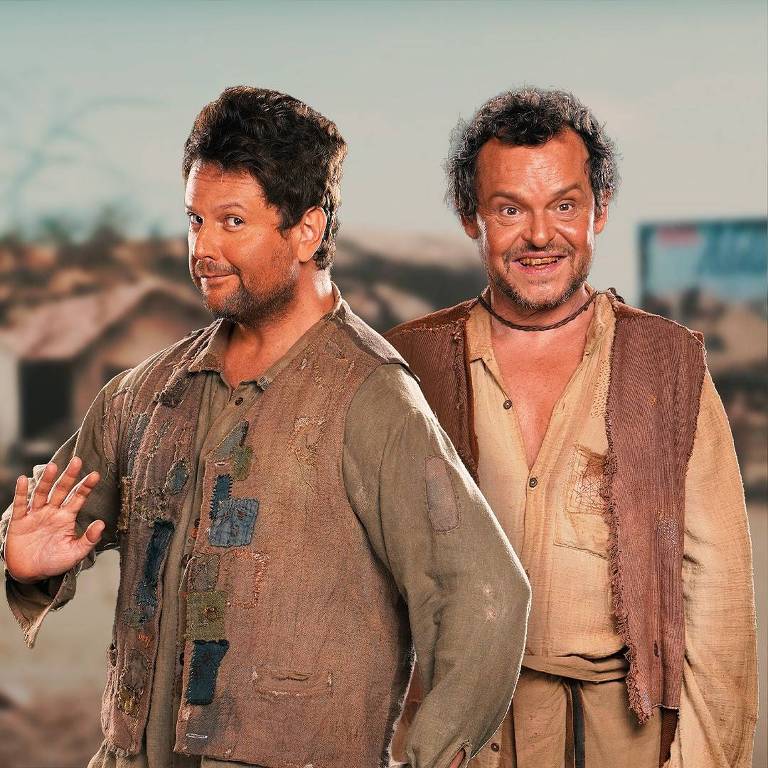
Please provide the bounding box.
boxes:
[594,196,610,235]
[461,214,480,240]
[292,206,328,264]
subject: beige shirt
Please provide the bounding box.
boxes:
[465,294,757,768]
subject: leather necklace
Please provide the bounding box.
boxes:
[476,286,621,332]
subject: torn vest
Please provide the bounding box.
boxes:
[385,294,705,724]
[103,303,413,768]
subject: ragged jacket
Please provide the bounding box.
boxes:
[385,293,705,726]
[100,305,415,767]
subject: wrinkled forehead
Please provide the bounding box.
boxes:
[475,129,591,200]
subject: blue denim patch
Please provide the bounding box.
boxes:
[126,412,150,476]
[187,639,229,705]
[210,475,233,522]
[165,459,190,495]
[134,519,175,620]
[157,373,192,408]
[209,497,259,548]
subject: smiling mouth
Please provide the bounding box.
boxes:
[517,256,563,266]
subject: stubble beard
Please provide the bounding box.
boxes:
[198,249,298,328]
[489,244,592,314]
[209,275,297,328]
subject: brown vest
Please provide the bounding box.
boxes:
[385,295,705,728]
[103,303,413,767]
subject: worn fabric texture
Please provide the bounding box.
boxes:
[1,291,530,768]
[386,294,757,767]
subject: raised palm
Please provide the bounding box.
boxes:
[5,457,104,583]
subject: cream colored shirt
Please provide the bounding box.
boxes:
[466,294,757,768]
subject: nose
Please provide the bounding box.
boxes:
[189,221,218,263]
[523,210,555,249]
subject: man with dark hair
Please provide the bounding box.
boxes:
[1,87,531,768]
[387,88,757,767]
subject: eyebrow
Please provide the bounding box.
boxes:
[489,183,584,202]
[184,202,248,211]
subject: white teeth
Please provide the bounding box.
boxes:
[519,257,559,266]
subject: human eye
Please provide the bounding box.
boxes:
[186,211,202,227]
[556,201,578,217]
[500,205,519,217]
[224,215,244,228]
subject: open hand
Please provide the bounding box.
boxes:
[5,457,103,584]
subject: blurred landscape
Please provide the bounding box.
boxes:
[0,1,765,765]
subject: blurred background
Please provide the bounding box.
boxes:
[0,1,765,766]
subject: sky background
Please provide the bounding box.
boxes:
[0,0,766,303]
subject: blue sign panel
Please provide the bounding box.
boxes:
[640,218,767,307]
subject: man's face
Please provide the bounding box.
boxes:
[464,129,608,312]
[185,161,298,326]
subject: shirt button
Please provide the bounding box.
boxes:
[490,742,500,752]
[234,396,244,405]
[528,476,538,488]
[503,399,513,410]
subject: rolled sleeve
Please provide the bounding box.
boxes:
[343,364,531,768]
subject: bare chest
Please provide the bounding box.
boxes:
[495,344,585,468]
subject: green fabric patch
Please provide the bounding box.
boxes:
[230,445,253,481]
[123,606,144,628]
[187,590,226,641]
[116,650,148,718]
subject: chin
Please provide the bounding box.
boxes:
[496,273,585,313]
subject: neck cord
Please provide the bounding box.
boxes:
[477,287,619,332]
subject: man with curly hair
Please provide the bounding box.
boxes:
[387,88,757,767]
[1,87,531,768]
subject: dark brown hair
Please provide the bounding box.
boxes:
[183,86,347,269]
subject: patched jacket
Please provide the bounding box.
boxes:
[2,296,531,768]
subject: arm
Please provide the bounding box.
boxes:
[668,371,757,767]
[343,365,531,768]
[0,372,126,647]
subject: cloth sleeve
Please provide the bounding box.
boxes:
[342,364,531,768]
[0,371,127,647]
[668,370,758,768]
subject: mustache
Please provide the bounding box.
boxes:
[503,244,576,262]
[193,258,237,278]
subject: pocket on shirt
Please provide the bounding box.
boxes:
[554,446,610,559]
